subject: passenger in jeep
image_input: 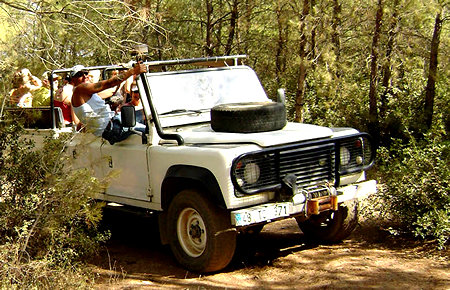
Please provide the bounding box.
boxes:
[122,84,144,123]
[71,63,147,143]
[54,74,80,128]
[9,68,42,107]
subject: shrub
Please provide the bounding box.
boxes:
[376,129,449,249]
[0,120,109,287]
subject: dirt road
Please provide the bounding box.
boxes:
[91,209,449,289]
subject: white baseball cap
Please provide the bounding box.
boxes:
[69,65,88,78]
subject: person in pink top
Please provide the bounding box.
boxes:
[54,75,80,127]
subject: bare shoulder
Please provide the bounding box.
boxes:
[72,85,87,107]
[58,84,74,102]
[62,84,74,94]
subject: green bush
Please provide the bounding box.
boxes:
[0,120,109,287]
[377,129,449,249]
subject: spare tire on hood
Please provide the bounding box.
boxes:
[210,102,287,133]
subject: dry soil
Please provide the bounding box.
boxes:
[90,207,449,289]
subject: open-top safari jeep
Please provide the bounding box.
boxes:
[2,55,376,272]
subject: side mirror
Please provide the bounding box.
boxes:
[121,105,136,128]
[277,88,286,105]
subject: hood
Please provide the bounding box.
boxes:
[175,122,334,147]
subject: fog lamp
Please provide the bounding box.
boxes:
[293,193,306,205]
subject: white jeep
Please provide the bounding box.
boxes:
[2,55,376,273]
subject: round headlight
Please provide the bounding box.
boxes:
[243,162,260,184]
[340,146,351,165]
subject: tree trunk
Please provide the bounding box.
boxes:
[310,0,316,71]
[154,0,165,60]
[275,0,287,87]
[225,0,239,55]
[205,0,214,56]
[330,0,342,103]
[331,0,341,68]
[380,0,399,119]
[294,0,310,123]
[215,0,224,55]
[424,12,442,130]
[368,0,383,146]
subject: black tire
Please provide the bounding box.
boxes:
[167,189,237,273]
[240,224,265,236]
[210,102,287,133]
[296,200,358,243]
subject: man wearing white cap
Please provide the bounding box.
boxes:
[71,63,147,143]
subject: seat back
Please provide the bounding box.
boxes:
[3,107,65,129]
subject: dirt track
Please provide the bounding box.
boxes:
[91,208,449,289]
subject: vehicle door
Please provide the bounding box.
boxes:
[100,134,152,201]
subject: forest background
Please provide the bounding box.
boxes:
[0,0,448,288]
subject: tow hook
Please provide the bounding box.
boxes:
[278,174,297,201]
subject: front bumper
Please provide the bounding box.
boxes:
[230,179,377,227]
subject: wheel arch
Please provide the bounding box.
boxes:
[161,165,227,211]
[159,165,227,246]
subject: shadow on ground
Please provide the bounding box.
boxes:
[92,206,313,278]
[90,207,449,289]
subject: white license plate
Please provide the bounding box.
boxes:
[233,203,290,226]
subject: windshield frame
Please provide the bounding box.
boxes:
[140,65,269,128]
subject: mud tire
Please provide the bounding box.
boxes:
[296,200,358,243]
[210,102,286,133]
[167,189,236,273]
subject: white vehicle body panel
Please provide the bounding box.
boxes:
[147,142,269,210]
[174,122,334,147]
[100,134,151,201]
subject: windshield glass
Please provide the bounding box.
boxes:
[145,66,269,116]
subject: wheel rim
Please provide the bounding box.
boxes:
[177,208,207,258]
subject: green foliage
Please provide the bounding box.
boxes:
[0,0,447,254]
[0,120,109,287]
[0,242,95,289]
[376,128,449,248]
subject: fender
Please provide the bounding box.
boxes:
[161,165,226,210]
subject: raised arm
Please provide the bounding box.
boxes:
[72,63,147,107]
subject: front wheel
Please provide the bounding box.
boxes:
[296,200,358,243]
[167,189,236,273]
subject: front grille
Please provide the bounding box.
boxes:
[231,133,375,195]
[233,143,335,194]
[279,143,335,189]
